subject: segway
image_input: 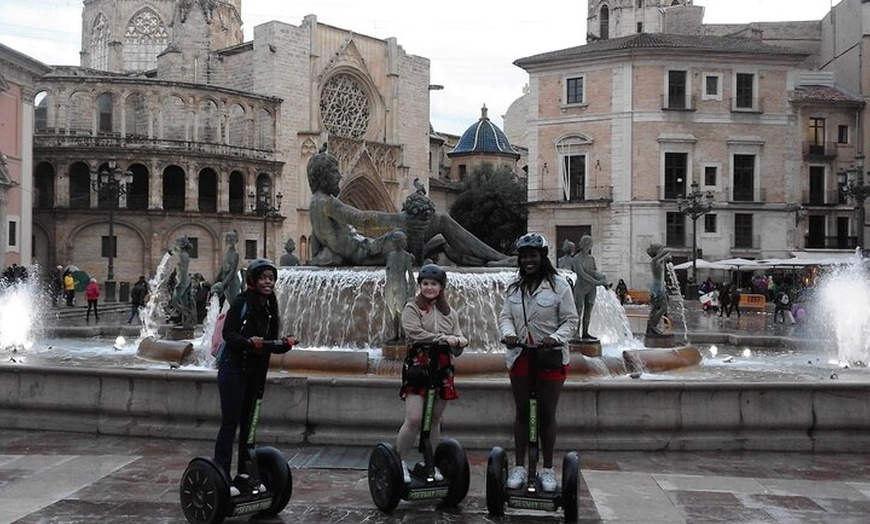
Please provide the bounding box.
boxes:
[368,341,470,512]
[486,342,580,522]
[180,340,295,524]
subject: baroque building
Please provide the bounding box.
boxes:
[28,0,429,299]
[512,0,866,287]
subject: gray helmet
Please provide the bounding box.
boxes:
[417,264,447,287]
[515,233,549,256]
[246,258,277,283]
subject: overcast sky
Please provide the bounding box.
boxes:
[1,0,839,135]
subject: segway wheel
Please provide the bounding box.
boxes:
[485,446,508,517]
[561,451,580,523]
[434,438,470,507]
[254,446,293,517]
[179,457,230,524]
[367,443,403,512]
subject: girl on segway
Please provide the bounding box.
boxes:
[396,264,468,484]
[214,258,292,495]
[498,233,578,492]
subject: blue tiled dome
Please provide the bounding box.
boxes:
[449,106,519,159]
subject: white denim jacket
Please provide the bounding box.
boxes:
[498,273,578,369]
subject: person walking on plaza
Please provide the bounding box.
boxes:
[498,233,578,492]
[728,286,742,318]
[64,271,76,306]
[127,275,149,324]
[717,283,731,318]
[615,278,628,305]
[85,278,100,323]
[395,264,467,484]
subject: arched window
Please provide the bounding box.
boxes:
[599,6,610,40]
[198,99,219,143]
[34,162,55,208]
[68,162,92,209]
[228,104,247,147]
[163,165,186,211]
[127,163,149,210]
[256,108,273,150]
[125,92,149,137]
[34,91,48,131]
[163,95,186,140]
[198,168,217,213]
[90,13,109,70]
[97,92,114,134]
[254,173,273,214]
[228,171,245,214]
[123,8,168,72]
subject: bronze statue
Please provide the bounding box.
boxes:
[279,238,300,267]
[570,235,607,340]
[646,243,672,336]
[306,148,513,266]
[169,235,196,328]
[383,230,415,342]
[557,239,576,270]
[210,229,241,308]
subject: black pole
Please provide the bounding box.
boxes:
[263,215,268,258]
[691,216,698,285]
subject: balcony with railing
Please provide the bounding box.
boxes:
[804,235,857,250]
[802,189,844,206]
[661,94,697,111]
[802,140,838,160]
[527,186,613,203]
[33,133,276,162]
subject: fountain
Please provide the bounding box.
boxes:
[4,256,870,451]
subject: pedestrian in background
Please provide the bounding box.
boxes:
[85,278,100,323]
[127,275,149,324]
[64,271,76,306]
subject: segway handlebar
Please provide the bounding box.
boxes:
[501,341,564,351]
[261,337,297,354]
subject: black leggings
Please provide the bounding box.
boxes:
[509,375,565,469]
[214,358,265,477]
[86,300,99,320]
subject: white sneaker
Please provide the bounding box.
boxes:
[506,466,527,489]
[229,486,241,497]
[432,467,443,482]
[540,467,557,492]
[401,460,411,484]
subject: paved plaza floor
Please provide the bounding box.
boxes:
[2,429,870,523]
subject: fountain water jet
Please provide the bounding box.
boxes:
[807,252,870,366]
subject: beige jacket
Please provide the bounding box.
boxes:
[401,298,464,345]
[498,274,578,369]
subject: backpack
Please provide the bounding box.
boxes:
[211,302,248,360]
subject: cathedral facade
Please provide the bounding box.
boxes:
[29,0,429,298]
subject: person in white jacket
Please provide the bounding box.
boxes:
[498,233,578,493]
[395,264,468,483]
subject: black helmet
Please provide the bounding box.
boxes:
[246,258,277,282]
[515,233,549,255]
[417,264,447,287]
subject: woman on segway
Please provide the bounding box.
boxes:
[396,264,468,484]
[498,233,578,493]
[214,258,292,495]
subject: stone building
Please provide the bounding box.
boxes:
[28,0,430,299]
[0,43,51,272]
[512,0,865,287]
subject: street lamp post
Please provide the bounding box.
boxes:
[677,180,715,294]
[90,162,133,302]
[250,190,283,259]
[837,156,869,249]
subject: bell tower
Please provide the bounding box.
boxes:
[79,0,243,81]
[587,0,700,41]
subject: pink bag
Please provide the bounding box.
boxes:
[211,303,248,358]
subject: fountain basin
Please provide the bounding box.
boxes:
[2,363,870,452]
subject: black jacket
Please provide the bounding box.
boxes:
[222,288,280,372]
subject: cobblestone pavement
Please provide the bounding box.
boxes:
[2,429,870,523]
